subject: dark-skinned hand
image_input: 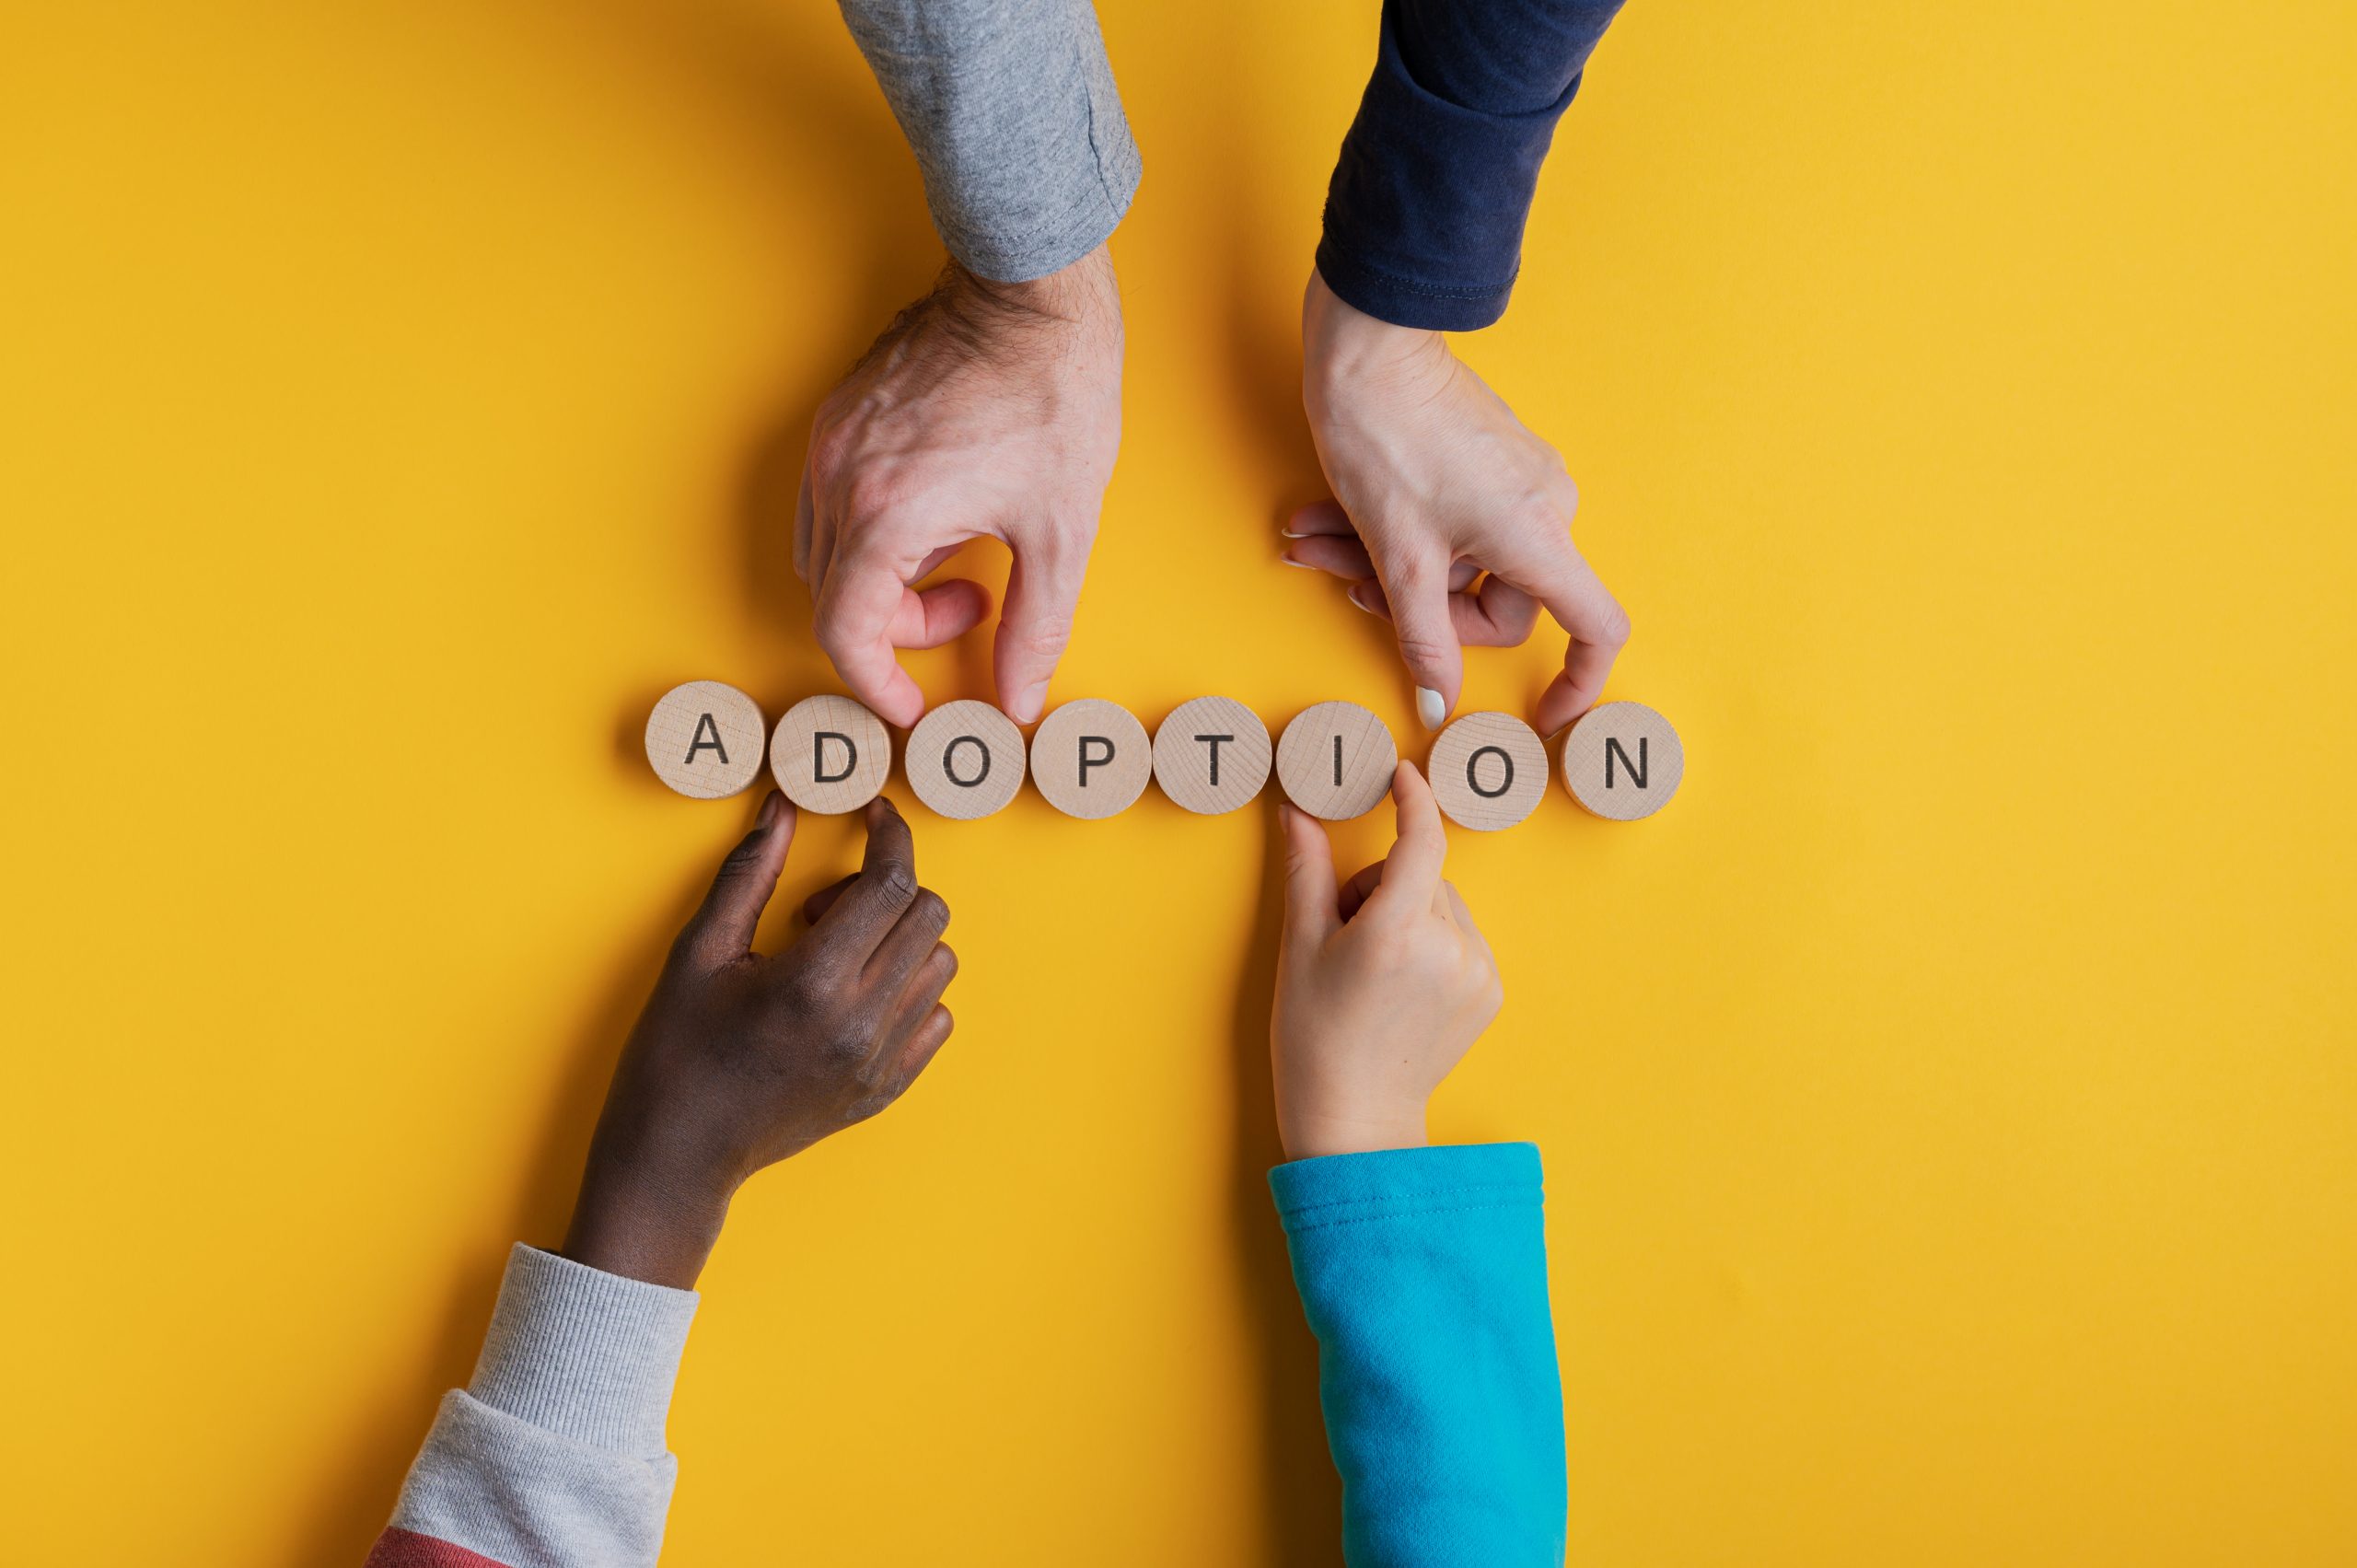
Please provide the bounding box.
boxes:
[560,791,957,1290]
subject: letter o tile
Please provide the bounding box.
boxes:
[770,693,891,814]
[645,680,768,799]
[1276,701,1398,820]
[1561,701,1684,820]
[1029,699,1151,819]
[1152,696,1271,815]
[905,700,1026,819]
[1428,711,1548,830]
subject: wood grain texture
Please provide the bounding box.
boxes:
[1151,696,1271,815]
[644,679,767,799]
[1029,698,1151,819]
[768,693,891,814]
[1428,710,1549,830]
[1276,701,1397,820]
[1562,701,1684,820]
[905,700,1026,819]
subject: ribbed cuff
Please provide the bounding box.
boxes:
[466,1244,700,1459]
[1271,1141,1544,1233]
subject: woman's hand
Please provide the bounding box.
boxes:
[561,792,958,1288]
[1291,269,1629,735]
[1271,761,1504,1160]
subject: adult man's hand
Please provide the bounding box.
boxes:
[797,244,1123,726]
[1287,269,1629,736]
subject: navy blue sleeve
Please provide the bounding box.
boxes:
[1271,1143,1566,1566]
[1317,0,1626,331]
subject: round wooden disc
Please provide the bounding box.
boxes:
[1561,701,1684,820]
[769,693,891,814]
[1151,696,1271,815]
[644,680,767,799]
[1029,698,1151,819]
[1276,701,1398,820]
[1428,710,1548,830]
[904,700,1026,819]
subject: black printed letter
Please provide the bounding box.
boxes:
[1194,733,1234,787]
[1604,737,1647,790]
[943,735,991,788]
[814,731,856,784]
[684,713,727,766]
[1467,745,1513,799]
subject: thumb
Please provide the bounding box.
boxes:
[676,791,796,966]
[995,534,1090,725]
[1280,802,1341,946]
[1368,550,1462,731]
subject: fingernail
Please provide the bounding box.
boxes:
[1016,681,1048,723]
[1416,687,1446,731]
[1347,587,1379,615]
[757,791,782,829]
[1279,554,1316,570]
[1280,528,1306,539]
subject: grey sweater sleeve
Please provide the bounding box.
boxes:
[836,0,1141,281]
[373,1245,699,1568]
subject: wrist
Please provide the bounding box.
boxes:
[946,244,1118,329]
[562,1141,737,1292]
[1302,267,1449,400]
[1278,1100,1431,1162]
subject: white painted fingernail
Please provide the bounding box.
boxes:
[1416,687,1446,731]
[1280,528,1306,539]
[1347,588,1379,615]
[1279,554,1317,569]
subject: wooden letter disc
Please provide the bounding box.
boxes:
[1151,696,1271,815]
[769,693,891,814]
[1029,698,1151,819]
[905,700,1026,819]
[1561,701,1684,820]
[645,680,767,799]
[1276,701,1398,820]
[1428,711,1548,830]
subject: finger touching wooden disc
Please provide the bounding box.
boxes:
[1276,701,1397,820]
[1562,701,1684,820]
[1152,696,1271,815]
[905,700,1026,819]
[1428,710,1548,830]
[645,680,767,799]
[770,693,891,814]
[1029,698,1151,819]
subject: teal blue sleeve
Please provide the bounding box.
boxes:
[1270,1142,1565,1567]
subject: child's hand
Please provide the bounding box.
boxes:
[562,791,958,1288]
[1272,761,1503,1161]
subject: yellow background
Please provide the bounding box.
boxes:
[4,2,2353,1562]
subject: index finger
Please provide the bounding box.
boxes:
[1365,761,1446,914]
[1525,546,1631,735]
[814,551,928,727]
[808,796,922,956]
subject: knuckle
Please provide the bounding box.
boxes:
[772,963,822,1015]
[867,860,920,907]
[842,473,912,525]
[1393,627,1456,673]
[1004,615,1072,662]
[933,942,958,982]
[820,1016,873,1066]
[910,889,950,933]
[1595,599,1633,648]
[1509,494,1564,539]
[842,1086,900,1124]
